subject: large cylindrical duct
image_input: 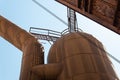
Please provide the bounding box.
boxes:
[0,16,44,80]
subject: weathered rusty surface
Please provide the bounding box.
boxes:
[0,16,35,51]
[47,32,119,80]
[0,16,44,80]
[0,16,119,79]
[56,0,120,35]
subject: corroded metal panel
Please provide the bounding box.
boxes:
[56,0,120,35]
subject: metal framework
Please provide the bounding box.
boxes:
[30,0,80,43]
[29,27,61,43]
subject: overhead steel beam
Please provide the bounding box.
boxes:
[113,0,120,27]
[56,0,120,35]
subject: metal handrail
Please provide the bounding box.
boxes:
[29,27,62,37]
[61,28,83,35]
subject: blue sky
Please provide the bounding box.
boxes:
[0,0,120,80]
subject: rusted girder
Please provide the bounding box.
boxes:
[56,0,120,35]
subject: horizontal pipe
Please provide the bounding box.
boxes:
[32,63,62,79]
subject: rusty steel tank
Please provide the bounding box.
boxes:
[47,32,119,80]
[33,32,119,80]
